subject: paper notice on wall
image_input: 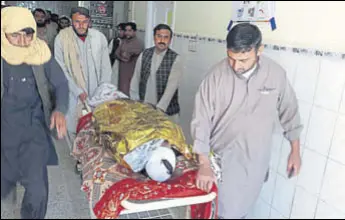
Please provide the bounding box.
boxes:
[232,1,276,21]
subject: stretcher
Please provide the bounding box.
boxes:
[89,192,217,218]
[73,106,218,219]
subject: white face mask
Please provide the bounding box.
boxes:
[145,147,177,182]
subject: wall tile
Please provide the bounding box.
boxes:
[260,170,277,205]
[315,200,345,219]
[263,50,281,65]
[277,52,298,85]
[272,174,296,217]
[277,140,290,177]
[329,115,345,165]
[314,59,345,111]
[298,100,313,146]
[297,149,327,195]
[319,159,345,212]
[305,106,337,156]
[246,199,271,219]
[179,66,206,144]
[340,89,345,114]
[290,186,318,219]
[269,208,287,219]
[293,56,320,104]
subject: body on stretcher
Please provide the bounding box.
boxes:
[75,100,218,219]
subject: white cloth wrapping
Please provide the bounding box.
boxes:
[87,83,128,109]
[123,139,166,173]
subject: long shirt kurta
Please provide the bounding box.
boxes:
[130,49,183,112]
[1,57,68,218]
[1,58,68,166]
[54,28,112,132]
[116,36,144,96]
[191,56,303,218]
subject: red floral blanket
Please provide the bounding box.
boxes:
[94,170,218,219]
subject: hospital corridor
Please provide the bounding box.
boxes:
[1,1,344,219]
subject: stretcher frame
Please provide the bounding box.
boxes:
[89,192,217,218]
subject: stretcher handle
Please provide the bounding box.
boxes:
[120,192,217,214]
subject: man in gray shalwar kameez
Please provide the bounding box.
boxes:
[191,23,303,219]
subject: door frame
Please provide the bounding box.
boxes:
[144,1,176,48]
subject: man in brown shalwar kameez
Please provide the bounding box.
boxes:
[116,22,144,96]
[191,23,303,219]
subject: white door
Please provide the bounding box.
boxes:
[145,1,175,48]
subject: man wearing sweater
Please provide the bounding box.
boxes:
[130,24,183,124]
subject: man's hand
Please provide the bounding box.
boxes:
[50,111,67,139]
[196,155,216,193]
[79,92,88,103]
[287,140,302,178]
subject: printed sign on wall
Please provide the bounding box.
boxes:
[229,1,276,31]
[232,1,276,21]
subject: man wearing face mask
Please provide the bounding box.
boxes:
[130,24,183,124]
[54,7,112,152]
[33,8,57,53]
[116,22,144,96]
[191,23,303,219]
[1,6,68,219]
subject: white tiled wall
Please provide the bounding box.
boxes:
[137,31,345,219]
[291,186,319,219]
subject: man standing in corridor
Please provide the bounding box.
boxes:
[116,22,144,96]
[130,24,183,124]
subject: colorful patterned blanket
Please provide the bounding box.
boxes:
[72,113,218,219]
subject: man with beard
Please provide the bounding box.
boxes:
[108,23,126,86]
[57,15,71,33]
[33,8,57,53]
[115,22,144,96]
[1,6,68,219]
[191,23,303,219]
[54,7,112,152]
[130,24,183,124]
